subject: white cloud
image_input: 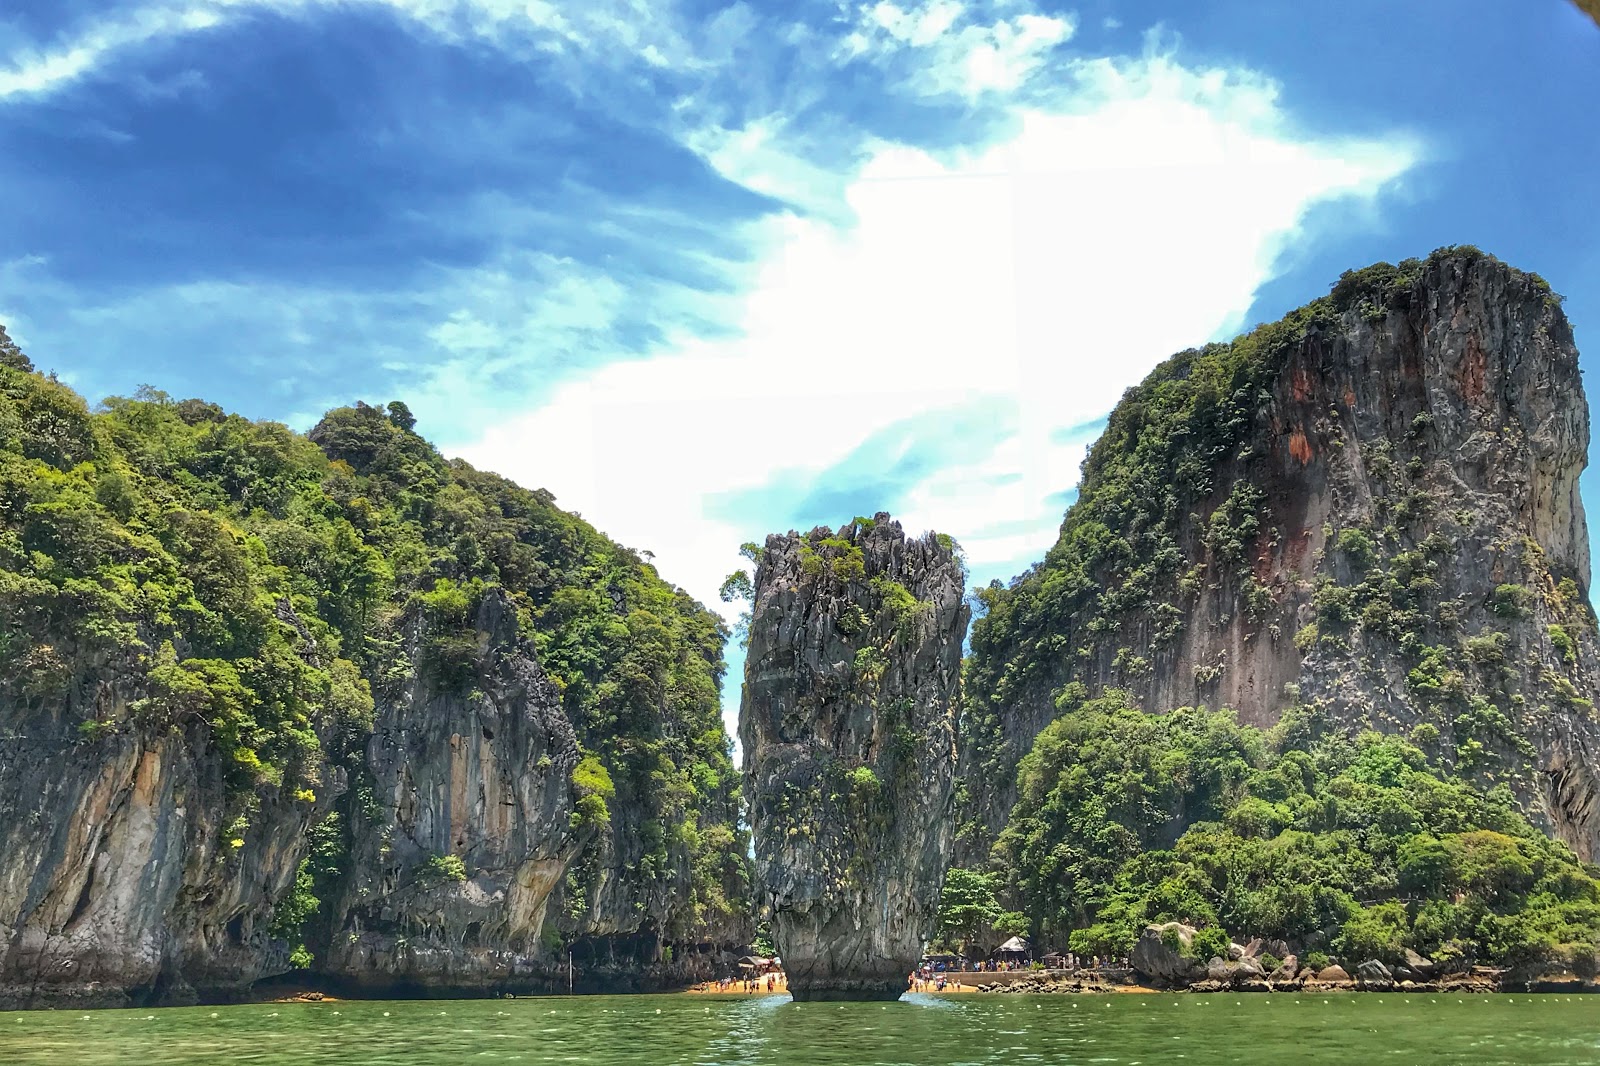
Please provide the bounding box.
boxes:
[0,0,699,101]
[0,6,222,99]
[845,0,1075,98]
[454,50,1421,659]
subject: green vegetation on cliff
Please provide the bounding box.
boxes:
[995,692,1600,970]
[961,248,1567,847]
[956,248,1599,976]
[0,346,747,952]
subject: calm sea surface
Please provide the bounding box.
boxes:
[5,992,1599,1065]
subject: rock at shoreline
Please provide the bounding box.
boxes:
[1130,923,1206,985]
[1312,964,1353,985]
[1402,948,1437,979]
[740,515,969,1001]
[1356,959,1395,990]
[320,590,586,992]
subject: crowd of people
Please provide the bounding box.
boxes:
[696,971,786,994]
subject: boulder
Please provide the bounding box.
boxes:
[1269,954,1300,981]
[1357,960,1392,982]
[1314,964,1353,984]
[1130,923,1205,985]
[1403,948,1437,978]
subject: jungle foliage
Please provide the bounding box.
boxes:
[993,691,1600,970]
[0,349,747,951]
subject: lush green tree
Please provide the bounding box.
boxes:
[991,698,1600,967]
[937,868,1005,950]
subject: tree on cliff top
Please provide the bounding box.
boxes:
[0,325,30,372]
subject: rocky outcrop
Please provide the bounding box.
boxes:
[1129,922,1204,985]
[320,591,585,992]
[740,515,969,1000]
[0,360,751,1007]
[318,588,750,996]
[960,250,1600,862]
[0,623,339,1008]
[1356,959,1394,989]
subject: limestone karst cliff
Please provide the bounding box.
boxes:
[0,363,749,1008]
[958,249,1600,865]
[740,515,969,1000]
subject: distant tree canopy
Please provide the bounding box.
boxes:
[936,868,1028,953]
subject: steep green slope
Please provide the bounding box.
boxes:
[955,247,1600,978]
[0,337,747,1004]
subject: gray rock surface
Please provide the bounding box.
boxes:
[0,586,746,1007]
[740,515,968,1000]
[0,613,338,1008]
[1129,922,1205,984]
[321,591,585,991]
[1357,959,1392,980]
[1403,947,1437,978]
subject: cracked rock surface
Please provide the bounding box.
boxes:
[740,515,969,1000]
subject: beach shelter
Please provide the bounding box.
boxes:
[995,936,1029,957]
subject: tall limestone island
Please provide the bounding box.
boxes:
[0,358,751,1008]
[740,516,969,1000]
[958,248,1600,864]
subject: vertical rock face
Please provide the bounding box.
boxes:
[959,251,1600,863]
[321,590,585,991]
[0,357,751,1007]
[0,634,337,1008]
[740,515,969,1000]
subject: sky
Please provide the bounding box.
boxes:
[2,0,1598,739]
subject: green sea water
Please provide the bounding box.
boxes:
[5,992,1600,1065]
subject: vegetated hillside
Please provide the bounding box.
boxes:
[957,248,1600,867]
[0,332,748,1007]
[989,692,1600,974]
[949,248,1600,976]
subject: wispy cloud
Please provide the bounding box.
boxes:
[0,5,223,100]
[842,1,1076,98]
[455,43,1422,632]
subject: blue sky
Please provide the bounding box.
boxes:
[3,1,1598,735]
